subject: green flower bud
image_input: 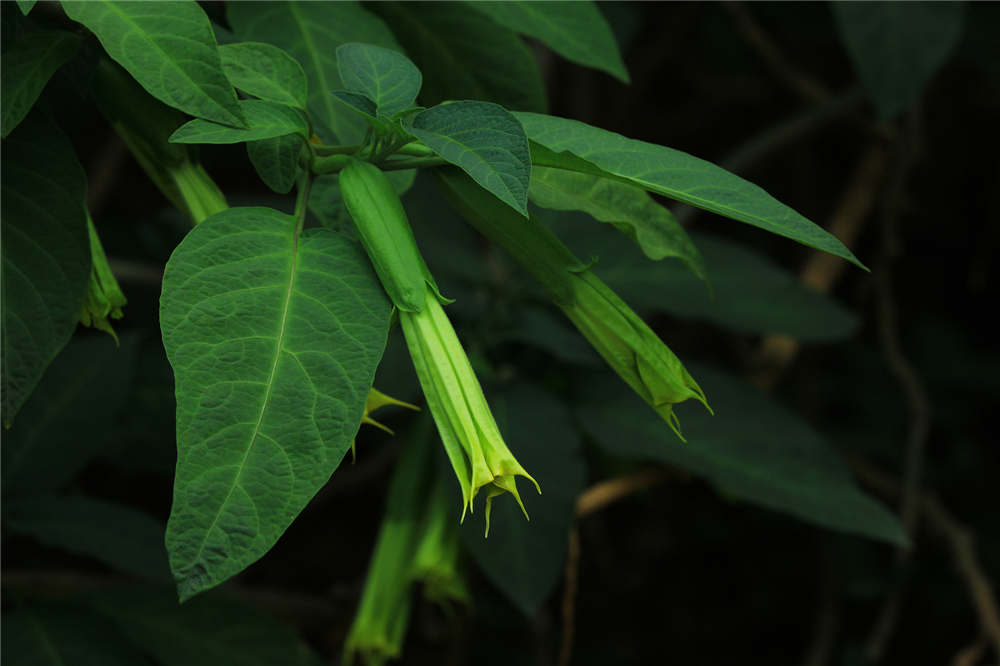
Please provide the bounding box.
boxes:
[400,283,539,533]
[78,215,126,343]
[435,167,710,440]
[350,388,420,462]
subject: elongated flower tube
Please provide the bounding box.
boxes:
[435,167,710,440]
[78,214,127,343]
[400,283,539,530]
[340,159,539,527]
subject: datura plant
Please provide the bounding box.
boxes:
[1,3,876,663]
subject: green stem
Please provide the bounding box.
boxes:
[396,142,435,158]
[293,170,312,236]
[311,154,353,175]
[380,156,448,171]
[313,143,362,156]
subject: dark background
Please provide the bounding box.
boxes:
[3,3,998,665]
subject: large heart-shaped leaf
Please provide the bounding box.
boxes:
[160,207,392,600]
[832,2,965,119]
[1,30,81,138]
[465,1,629,83]
[61,0,246,128]
[1,112,91,427]
[576,364,906,545]
[219,42,308,110]
[369,2,547,112]
[227,1,400,144]
[529,166,706,280]
[516,112,865,269]
[170,100,308,144]
[336,42,422,117]
[411,101,531,216]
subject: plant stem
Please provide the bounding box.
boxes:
[293,171,312,236]
[395,142,435,158]
[313,143,362,156]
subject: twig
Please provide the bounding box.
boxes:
[950,638,987,666]
[575,467,680,518]
[751,141,889,390]
[722,1,830,104]
[864,110,931,663]
[558,527,581,666]
[848,457,1000,660]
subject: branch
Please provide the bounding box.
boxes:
[575,467,682,518]
[558,527,581,666]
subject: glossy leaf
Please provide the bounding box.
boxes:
[91,586,325,666]
[1,30,81,138]
[2,607,148,666]
[5,494,169,579]
[466,1,629,82]
[461,383,585,617]
[833,2,965,118]
[227,1,400,143]
[411,101,531,216]
[369,1,547,112]
[61,0,246,128]
[1,112,91,427]
[530,166,706,280]
[2,335,138,496]
[247,135,303,194]
[219,41,308,110]
[170,100,308,144]
[336,42,422,116]
[517,112,865,268]
[576,364,907,545]
[543,212,858,341]
[160,207,391,600]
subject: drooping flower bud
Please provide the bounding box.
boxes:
[78,215,126,343]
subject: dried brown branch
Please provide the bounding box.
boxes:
[558,527,581,666]
[575,467,681,518]
[848,457,1000,660]
[751,141,889,390]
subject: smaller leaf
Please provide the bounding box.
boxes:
[219,42,308,110]
[170,100,308,144]
[411,101,531,216]
[465,1,629,82]
[332,89,379,123]
[336,42,422,117]
[1,30,81,138]
[247,134,302,194]
[529,166,706,281]
[5,494,169,580]
[16,0,37,15]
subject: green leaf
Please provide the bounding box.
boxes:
[16,0,36,15]
[227,1,401,144]
[4,494,169,580]
[2,607,148,666]
[411,101,531,216]
[90,586,324,666]
[1,30,81,138]
[369,2,547,112]
[331,89,379,123]
[2,335,138,496]
[219,41,308,110]
[169,99,308,144]
[516,112,866,269]
[61,0,246,128]
[1,112,91,427]
[465,1,629,82]
[833,2,965,119]
[247,135,303,194]
[499,306,602,366]
[576,364,907,545]
[542,212,858,341]
[160,207,392,601]
[529,166,706,281]
[461,383,585,617]
[336,42,422,117]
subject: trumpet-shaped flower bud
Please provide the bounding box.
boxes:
[400,284,539,532]
[435,168,710,439]
[78,215,127,343]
